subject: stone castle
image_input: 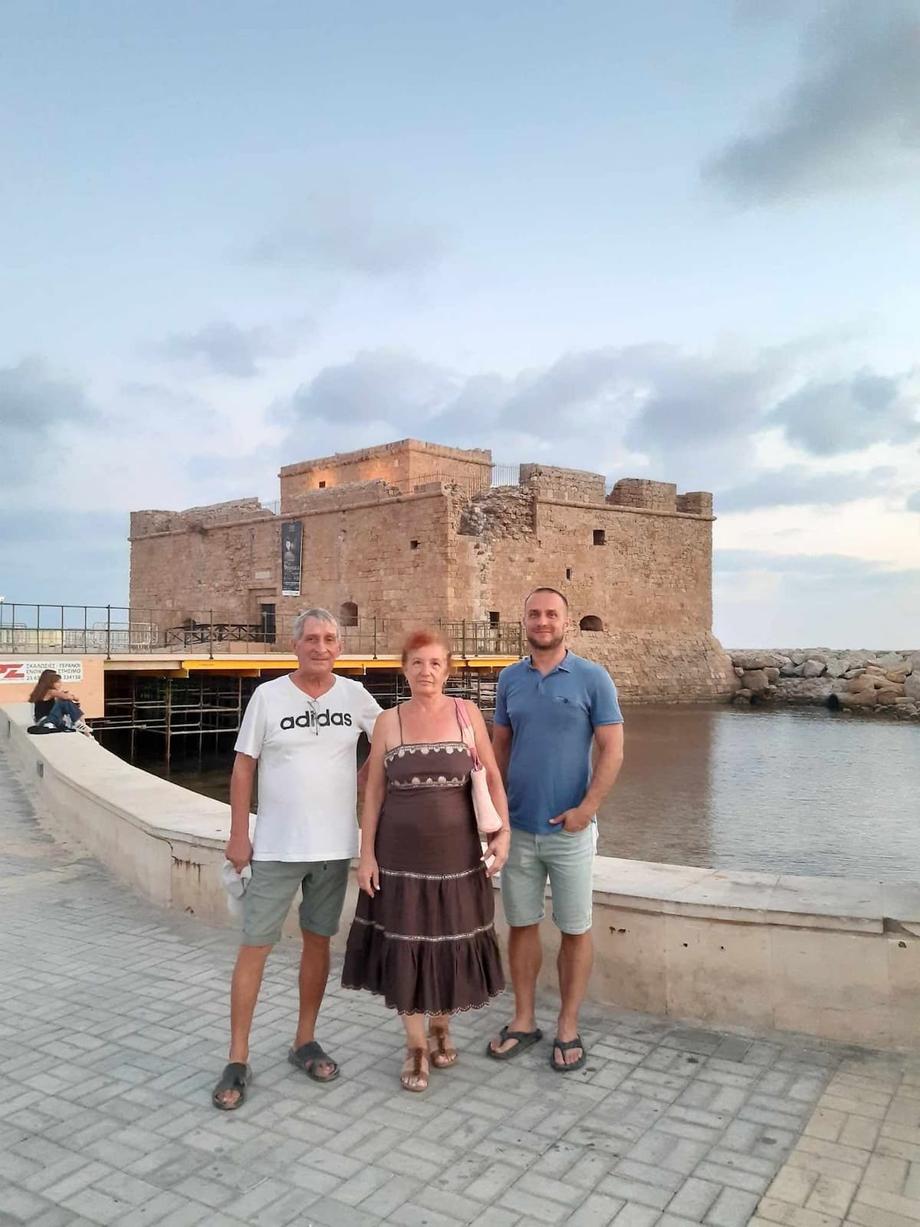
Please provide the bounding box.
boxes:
[129,439,735,701]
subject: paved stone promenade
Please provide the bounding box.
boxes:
[4,755,920,1227]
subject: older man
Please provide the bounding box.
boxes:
[489,587,624,1072]
[212,607,381,1109]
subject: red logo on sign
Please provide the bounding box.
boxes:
[0,663,26,680]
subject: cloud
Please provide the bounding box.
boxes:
[713,548,920,646]
[275,343,920,496]
[705,1,920,203]
[278,342,787,467]
[0,358,100,493]
[0,357,94,437]
[715,547,919,580]
[732,0,804,25]
[158,318,312,378]
[250,194,450,277]
[621,345,789,462]
[0,509,128,605]
[771,369,920,455]
[282,349,458,429]
[717,464,897,512]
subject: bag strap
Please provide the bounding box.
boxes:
[453,698,482,769]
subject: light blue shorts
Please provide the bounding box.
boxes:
[501,824,597,935]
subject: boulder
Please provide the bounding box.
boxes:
[733,689,752,704]
[846,675,877,693]
[838,690,878,708]
[834,652,870,674]
[731,651,787,671]
[773,677,837,704]
[764,667,780,682]
[790,649,828,665]
[905,673,920,701]
[886,669,909,684]
[876,688,903,705]
[802,659,826,678]
[733,666,744,678]
[741,669,770,693]
[874,652,909,671]
[825,657,848,678]
[780,662,798,677]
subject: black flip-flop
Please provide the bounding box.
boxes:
[486,1025,544,1060]
[288,1040,340,1083]
[551,1035,587,1072]
[211,1061,252,1110]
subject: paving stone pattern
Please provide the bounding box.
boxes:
[1,752,916,1227]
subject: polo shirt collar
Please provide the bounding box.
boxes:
[527,650,572,674]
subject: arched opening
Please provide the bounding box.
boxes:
[339,601,358,628]
[579,615,604,632]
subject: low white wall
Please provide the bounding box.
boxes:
[4,701,920,1048]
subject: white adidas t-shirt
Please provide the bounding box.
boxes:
[234,674,381,861]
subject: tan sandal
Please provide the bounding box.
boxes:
[428,1024,458,1069]
[400,1047,429,1093]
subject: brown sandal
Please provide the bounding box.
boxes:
[400,1047,429,1093]
[428,1025,458,1069]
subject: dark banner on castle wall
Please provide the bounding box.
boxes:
[281,521,303,597]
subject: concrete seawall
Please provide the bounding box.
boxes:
[4,700,920,1049]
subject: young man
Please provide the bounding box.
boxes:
[212,608,381,1109]
[489,587,624,1072]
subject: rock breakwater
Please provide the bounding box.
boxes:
[728,649,920,720]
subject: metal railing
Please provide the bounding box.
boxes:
[0,603,524,659]
[490,463,521,487]
[439,620,524,657]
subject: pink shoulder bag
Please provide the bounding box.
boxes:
[453,698,504,836]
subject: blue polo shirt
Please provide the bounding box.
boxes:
[494,651,623,836]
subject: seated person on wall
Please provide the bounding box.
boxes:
[28,669,93,737]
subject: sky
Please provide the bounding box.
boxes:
[1,0,918,648]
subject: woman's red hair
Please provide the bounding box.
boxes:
[400,628,452,668]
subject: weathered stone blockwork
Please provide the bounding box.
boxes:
[280,438,491,507]
[130,438,736,700]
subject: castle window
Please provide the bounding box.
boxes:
[339,601,358,627]
[565,567,573,580]
[410,539,419,550]
[318,480,326,489]
[488,611,500,627]
[593,529,606,546]
[579,615,604,632]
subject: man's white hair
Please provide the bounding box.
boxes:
[292,607,340,640]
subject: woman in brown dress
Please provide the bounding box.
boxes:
[342,629,510,1091]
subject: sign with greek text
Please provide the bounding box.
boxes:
[0,660,84,684]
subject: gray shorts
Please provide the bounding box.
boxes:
[242,859,351,946]
[501,824,597,935]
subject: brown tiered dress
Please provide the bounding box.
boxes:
[341,708,505,1015]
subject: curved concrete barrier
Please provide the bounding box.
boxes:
[4,701,920,1048]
